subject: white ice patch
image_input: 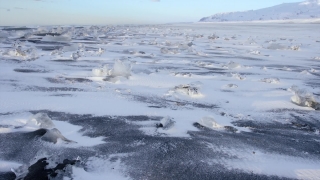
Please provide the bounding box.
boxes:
[198,116,223,129]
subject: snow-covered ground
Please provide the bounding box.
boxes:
[0,23,319,179]
[200,0,320,22]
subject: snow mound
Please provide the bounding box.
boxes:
[289,86,320,110]
[198,117,223,129]
[27,113,55,129]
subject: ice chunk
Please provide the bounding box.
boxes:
[223,61,241,69]
[71,51,81,60]
[225,84,238,88]
[92,65,110,77]
[261,78,280,84]
[41,128,74,144]
[157,117,175,130]
[174,84,202,97]
[226,73,245,80]
[208,34,219,40]
[27,113,55,129]
[198,117,223,129]
[290,45,300,51]
[109,60,132,77]
[300,70,311,75]
[289,86,319,110]
[41,35,71,42]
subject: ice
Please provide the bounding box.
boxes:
[224,61,241,69]
[41,35,71,42]
[172,84,202,97]
[157,116,175,129]
[71,51,81,60]
[289,86,319,110]
[198,117,223,129]
[109,60,132,78]
[261,78,280,84]
[41,128,74,144]
[92,65,110,77]
[27,113,55,129]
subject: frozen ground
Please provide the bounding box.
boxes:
[0,23,319,180]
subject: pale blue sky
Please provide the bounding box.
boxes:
[0,0,302,25]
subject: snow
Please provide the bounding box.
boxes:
[200,0,320,22]
[0,22,319,179]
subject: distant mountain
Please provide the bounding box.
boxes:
[199,0,320,22]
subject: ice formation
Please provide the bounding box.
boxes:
[198,117,223,129]
[261,78,280,84]
[173,84,202,97]
[157,116,175,130]
[27,113,55,129]
[41,128,74,144]
[109,60,132,78]
[289,86,319,110]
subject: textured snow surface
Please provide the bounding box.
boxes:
[0,23,319,179]
[200,0,320,22]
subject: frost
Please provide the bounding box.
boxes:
[198,117,223,129]
[27,113,55,129]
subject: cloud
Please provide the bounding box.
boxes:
[151,0,160,2]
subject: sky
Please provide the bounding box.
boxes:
[0,0,302,26]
